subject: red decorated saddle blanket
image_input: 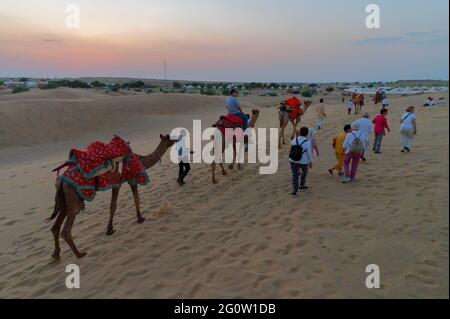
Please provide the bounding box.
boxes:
[56,136,149,202]
[281,97,302,121]
[212,114,249,142]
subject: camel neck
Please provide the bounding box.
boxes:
[140,141,170,170]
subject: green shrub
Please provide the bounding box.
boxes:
[301,89,313,98]
[325,86,335,93]
[268,92,278,97]
[12,87,29,94]
[201,88,216,96]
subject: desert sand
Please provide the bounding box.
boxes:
[0,88,448,298]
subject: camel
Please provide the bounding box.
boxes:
[211,109,260,184]
[352,93,365,115]
[278,100,312,147]
[48,134,175,259]
[373,91,383,105]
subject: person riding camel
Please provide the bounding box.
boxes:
[225,89,248,131]
[281,92,302,121]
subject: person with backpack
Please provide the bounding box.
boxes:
[289,127,313,197]
[400,106,417,152]
[342,123,366,183]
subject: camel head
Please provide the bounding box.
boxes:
[304,100,312,109]
[160,134,176,147]
[249,109,260,127]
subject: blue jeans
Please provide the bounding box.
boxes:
[232,113,249,131]
[290,162,309,192]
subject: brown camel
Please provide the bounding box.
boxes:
[373,91,382,105]
[278,100,312,147]
[211,109,260,184]
[48,134,175,259]
[352,93,365,115]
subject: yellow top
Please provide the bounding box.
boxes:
[334,132,347,154]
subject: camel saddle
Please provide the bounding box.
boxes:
[53,136,149,202]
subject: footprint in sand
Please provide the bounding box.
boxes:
[4,220,18,226]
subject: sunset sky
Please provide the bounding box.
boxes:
[0,0,448,82]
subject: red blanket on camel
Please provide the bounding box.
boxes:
[56,136,149,201]
[282,96,302,121]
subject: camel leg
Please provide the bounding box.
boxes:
[61,189,86,258]
[51,208,67,260]
[211,162,218,184]
[228,142,234,170]
[291,121,297,140]
[219,163,227,176]
[131,184,145,224]
[106,187,120,236]
[235,141,244,170]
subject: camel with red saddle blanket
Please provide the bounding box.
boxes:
[211,109,260,184]
[48,134,175,259]
[278,98,312,148]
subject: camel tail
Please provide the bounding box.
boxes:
[47,181,64,222]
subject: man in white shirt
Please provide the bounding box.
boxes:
[289,127,313,196]
[352,113,372,161]
[400,106,417,152]
[382,97,389,108]
[342,123,366,183]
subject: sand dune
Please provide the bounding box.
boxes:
[0,88,240,148]
[0,90,448,298]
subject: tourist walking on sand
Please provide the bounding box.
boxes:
[381,96,389,109]
[346,98,353,115]
[352,112,372,161]
[329,124,352,176]
[400,106,417,153]
[372,108,391,154]
[308,128,320,157]
[316,99,326,130]
[176,129,191,185]
[225,89,248,131]
[289,127,313,197]
[342,123,366,183]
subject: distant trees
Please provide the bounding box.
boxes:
[110,84,121,92]
[172,81,182,89]
[121,80,145,89]
[41,80,91,89]
[90,80,104,88]
[325,86,335,93]
[19,77,29,82]
[301,89,313,98]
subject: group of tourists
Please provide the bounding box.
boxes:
[289,95,420,196]
[176,88,424,197]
